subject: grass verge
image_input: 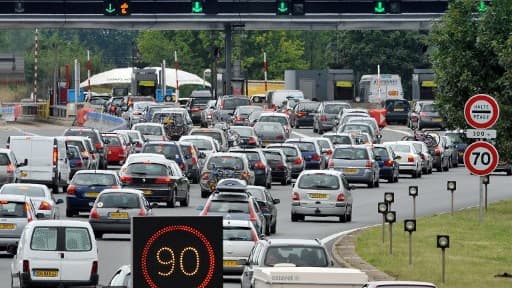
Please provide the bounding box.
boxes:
[355,200,512,288]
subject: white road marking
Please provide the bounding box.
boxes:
[383,127,412,136]
[291,130,311,138]
[321,225,378,244]
[11,127,39,136]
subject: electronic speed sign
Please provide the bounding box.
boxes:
[464,94,499,129]
[464,141,499,176]
[132,216,223,288]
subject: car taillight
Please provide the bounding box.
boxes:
[321,115,327,122]
[311,153,321,161]
[136,142,142,148]
[91,261,98,276]
[276,135,284,140]
[6,163,14,174]
[435,147,441,156]
[53,146,58,166]
[297,112,306,117]
[251,229,259,242]
[236,116,242,121]
[337,193,345,202]
[75,160,82,167]
[67,184,76,195]
[95,142,103,151]
[191,107,201,112]
[23,260,30,273]
[293,157,303,165]
[39,201,51,210]
[326,149,333,156]
[81,151,89,159]
[255,161,266,169]
[366,160,373,168]
[249,204,258,223]
[250,122,255,127]
[202,172,210,180]
[89,208,99,219]
[138,208,146,216]
[192,156,197,165]
[248,137,257,144]
[292,192,300,201]
[420,153,425,160]
[241,172,250,181]
[220,99,225,110]
[120,175,133,183]
[25,203,33,222]
[276,162,285,168]
[200,202,211,216]
[384,160,394,167]
[408,155,415,162]
[420,112,427,117]
[111,185,121,189]
[179,162,185,170]
[155,177,172,184]
[328,159,334,168]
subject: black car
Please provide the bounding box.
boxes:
[382,99,410,125]
[246,185,280,235]
[289,100,320,128]
[119,158,190,208]
[214,95,252,123]
[313,101,351,134]
[228,148,272,189]
[188,90,213,124]
[178,141,203,184]
[262,148,291,185]
[230,126,261,148]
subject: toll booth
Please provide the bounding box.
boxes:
[284,69,355,101]
[411,68,436,101]
[131,68,157,97]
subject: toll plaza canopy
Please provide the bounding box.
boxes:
[80,67,211,88]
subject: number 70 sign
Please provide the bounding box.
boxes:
[464,141,499,176]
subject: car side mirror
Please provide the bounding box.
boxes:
[199,152,207,159]
[6,244,17,255]
[36,212,45,219]
[17,159,28,167]
[273,199,280,204]
[56,199,64,204]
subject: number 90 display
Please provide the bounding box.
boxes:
[133,217,223,288]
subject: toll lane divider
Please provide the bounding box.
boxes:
[78,110,128,132]
[0,104,22,121]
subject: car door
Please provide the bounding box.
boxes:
[56,139,70,186]
[25,226,62,282]
[264,188,278,222]
[169,162,187,198]
[59,226,97,281]
[242,243,262,288]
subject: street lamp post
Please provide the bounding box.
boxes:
[385,211,396,255]
[447,181,456,215]
[404,219,416,265]
[409,186,418,219]
[378,202,388,243]
[437,235,450,283]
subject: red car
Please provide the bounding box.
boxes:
[101,134,128,166]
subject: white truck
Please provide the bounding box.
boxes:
[7,136,70,193]
[253,265,368,288]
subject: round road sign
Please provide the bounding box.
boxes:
[464,141,499,176]
[464,94,499,129]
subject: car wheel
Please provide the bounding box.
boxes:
[418,169,422,178]
[66,209,76,218]
[270,220,277,234]
[412,170,418,178]
[507,167,512,176]
[346,206,352,222]
[388,174,394,183]
[295,120,300,129]
[374,176,380,187]
[318,128,324,135]
[265,221,271,236]
[367,177,375,188]
[443,159,449,171]
[281,176,287,185]
[339,212,347,223]
[180,192,190,207]
[313,123,318,133]
[266,177,272,189]
[94,231,103,239]
[166,189,177,208]
[291,213,300,222]
[201,190,209,198]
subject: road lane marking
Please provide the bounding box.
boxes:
[321,225,378,244]
[291,130,311,138]
[383,127,411,136]
[11,127,39,136]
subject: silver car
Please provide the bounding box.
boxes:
[0,183,63,219]
[131,123,168,142]
[222,219,259,276]
[409,141,434,174]
[329,145,381,188]
[0,194,38,254]
[321,132,356,145]
[0,148,25,186]
[291,170,353,222]
[254,122,287,147]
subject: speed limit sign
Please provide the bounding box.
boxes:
[464,141,499,176]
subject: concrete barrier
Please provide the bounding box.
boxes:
[0,104,22,121]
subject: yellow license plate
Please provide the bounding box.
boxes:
[34,270,58,277]
[433,118,442,122]
[344,168,359,174]
[21,172,27,177]
[263,142,271,146]
[109,212,129,219]
[0,223,16,230]
[144,190,152,195]
[310,193,328,199]
[223,260,240,267]
[394,108,404,112]
[85,192,99,198]
[388,91,399,97]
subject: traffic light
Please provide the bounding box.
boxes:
[373,0,386,14]
[477,0,491,13]
[191,0,204,13]
[276,0,289,15]
[389,0,400,14]
[373,0,401,14]
[291,0,305,15]
[104,0,130,16]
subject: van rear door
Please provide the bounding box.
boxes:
[59,227,97,281]
[28,226,62,282]
[10,137,54,183]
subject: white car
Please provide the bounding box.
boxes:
[223,219,259,276]
[131,123,168,142]
[11,220,99,287]
[179,135,219,159]
[384,141,423,178]
[0,183,63,219]
[408,140,434,174]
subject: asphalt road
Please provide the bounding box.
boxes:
[1,121,511,287]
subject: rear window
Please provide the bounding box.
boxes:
[191,131,222,144]
[104,136,121,146]
[97,192,140,209]
[317,140,330,149]
[298,174,339,190]
[325,135,352,145]
[209,200,249,213]
[254,122,283,133]
[66,140,85,151]
[389,144,411,153]
[246,187,265,201]
[72,173,117,186]
[67,147,81,158]
[180,145,193,158]
[207,156,244,170]
[65,227,92,251]
[64,130,100,145]
[298,102,320,112]
[126,163,168,176]
[191,98,212,106]
[223,98,251,110]
[263,151,282,161]
[142,144,180,160]
[223,227,254,241]
[422,104,437,112]
[237,106,261,115]
[287,142,315,152]
[412,143,423,153]
[231,128,252,137]
[0,201,27,217]
[258,116,287,126]
[133,125,163,136]
[373,147,390,158]
[333,148,369,160]
[233,151,260,161]
[386,100,409,111]
[185,139,213,151]
[324,104,348,114]
[1,186,46,198]
[279,147,298,157]
[31,227,58,251]
[342,124,371,134]
[0,154,10,165]
[264,246,328,267]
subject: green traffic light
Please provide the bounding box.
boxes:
[478,0,488,12]
[192,0,203,13]
[277,0,289,14]
[374,1,386,13]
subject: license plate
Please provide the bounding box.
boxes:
[0,223,15,230]
[85,192,99,198]
[223,260,240,267]
[394,108,404,112]
[309,193,328,199]
[144,190,152,195]
[21,172,27,177]
[109,212,129,219]
[263,142,271,146]
[344,168,359,174]
[433,118,442,122]
[34,270,58,277]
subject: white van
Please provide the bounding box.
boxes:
[7,136,70,193]
[10,220,99,288]
[266,90,305,110]
[358,74,404,103]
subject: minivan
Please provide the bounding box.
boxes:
[10,220,99,287]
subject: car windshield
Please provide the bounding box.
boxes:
[134,125,163,136]
[263,151,282,161]
[207,156,244,170]
[0,201,27,217]
[142,144,180,160]
[237,106,262,115]
[191,131,222,143]
[209,200,249,213]
[185,139,213,151]
[298,102,320,112]
[224,98,251,110]
[324,104,348,114]
[389,144,412,153]
[0,186,46,198]
[342,124,372,135]
[126,163,167,176]
[264,246,328,267]
[254,122,284,133]
[333,148,369,160]
[0,154,10,165]
[73,173,117,186]
[223,226,254,241]
[258,116,288,126]
[232,151,260,161]
[134,102,152,110]
[97,192,140,209]
[298,174,339,189]
[231,127,252,137]
[287,142,315,152]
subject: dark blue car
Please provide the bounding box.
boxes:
[141,141,189,173]
[285,139,324,170]
[67,145,84,178]
[373,145,400,183]
[66,170,121,217]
